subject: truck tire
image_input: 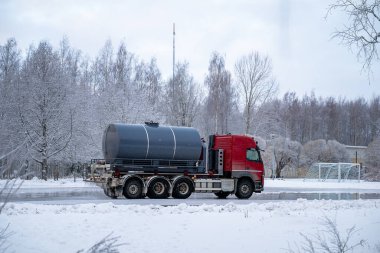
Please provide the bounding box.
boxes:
[172,178,193,199]
[123,178,143,199]
[214,191,230,199]
[235,178,254,199]
[147,178,169,199]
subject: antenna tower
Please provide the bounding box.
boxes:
[172,23,175,96]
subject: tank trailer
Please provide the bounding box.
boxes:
[89,122,264,199]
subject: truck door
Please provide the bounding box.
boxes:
[246,148,264,173]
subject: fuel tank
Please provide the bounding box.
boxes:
[102,123,202,161]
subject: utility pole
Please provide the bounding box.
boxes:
[172,23,175,97]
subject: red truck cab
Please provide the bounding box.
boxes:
[212,134,264,193]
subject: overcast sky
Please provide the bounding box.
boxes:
[0,0,379,100]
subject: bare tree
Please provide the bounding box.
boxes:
[0,224,13,253]
[76,233,125,253]
[328,0,380,71]
[287,216,365,253]
[234,52,278,134]
[0,142,31,253]
[0,144,27,213]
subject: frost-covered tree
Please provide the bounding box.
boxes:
[204,52,235,134]
[282,92,303,142]
[59,37,81,88]
[256,93,379,146]
[164,62,201,126]
[0,38,21,155]
[365,136,380,180]
[94,39,114,92]
[56,38,101,164]
[18,41,73,180]
[129,57,163,124]
[234,52,278,134]
[253,99,286,139]
[134,58,161,105]
[323,97,341,141]
[113,41,134,123]
[302,92,322,142]
[369,96,380,140]
[300,139,350,169]
[347,98,370,145]
[93,40,117,129]
[263,137,302,178]
[3,35,380,179]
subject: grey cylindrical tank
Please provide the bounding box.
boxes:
[102,123,202,161]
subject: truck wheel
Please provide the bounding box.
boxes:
[147,178,169,199]
[214,191,230,199]
[235,179,254,199]
[172,178,193,199]
[123,178,143,199]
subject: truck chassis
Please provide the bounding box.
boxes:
[87,157,263,200]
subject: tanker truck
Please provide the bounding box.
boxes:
[89,122,264,199]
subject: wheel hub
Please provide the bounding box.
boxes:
[129,184,138,195]
[241,184,250,194]
[153,182,165,195]
[178,182,189,194]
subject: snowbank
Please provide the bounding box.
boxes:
[0,177,93,189]
[2,199,380,215]
[1,200,380,253]
[265,178,380,191]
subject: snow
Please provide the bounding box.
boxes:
[265,178,380,191]
[1,177,380,252]
[0,177,93,189]
[1,200,380,253]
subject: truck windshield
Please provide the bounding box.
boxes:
[246,148,260,162]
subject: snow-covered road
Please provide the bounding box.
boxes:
[8,188,380,206]
[4,178,380,205]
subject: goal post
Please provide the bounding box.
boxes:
[305,163,361,182]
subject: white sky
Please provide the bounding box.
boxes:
[0,0,379,100]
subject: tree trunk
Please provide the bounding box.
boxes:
[275,162,283,178]
[245,106,251,134]
[42,158,48,181]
